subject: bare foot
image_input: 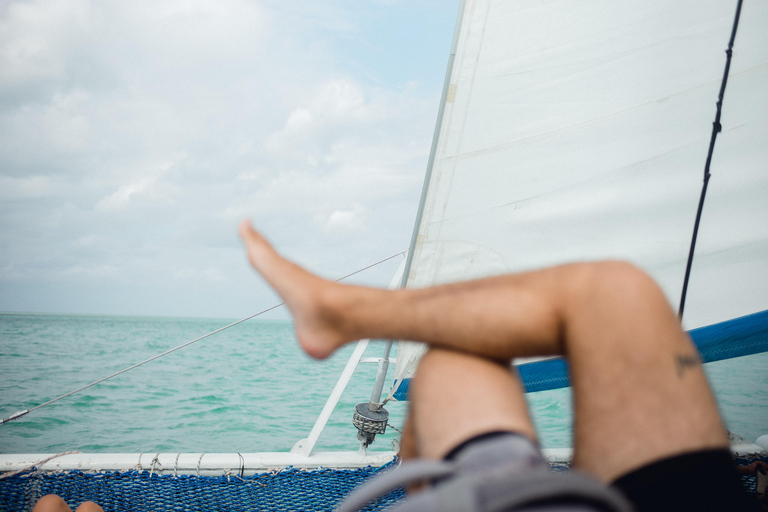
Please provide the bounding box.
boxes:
[239,219,353,359]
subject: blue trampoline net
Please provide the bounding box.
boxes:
[0,464,405,512]
[2,455,765,511]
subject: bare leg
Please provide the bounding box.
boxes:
[406,349,536,460]
[240,221,727,481]
[559,263,727,480]
[396,349,536,494]
[240,220,562,360]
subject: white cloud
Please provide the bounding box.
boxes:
[62,263,117,279]
[0,175,57,199]
[0,0,87,90]
[95,178,156,212]
[262,79,370,159]
[74,234,98,247]
[285,108,313,131]
[321,205,368,234]
[44,90,92,152]
[0,0,454,317]
[313,80,366,114]
[174,266,224,282]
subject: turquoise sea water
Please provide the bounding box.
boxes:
[1,313,766,454]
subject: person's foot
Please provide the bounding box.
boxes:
[239,219,353,359]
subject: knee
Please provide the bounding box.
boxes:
[32,495,71,512]
[74,503,103,512]
[566,260,667,307]
[410,349,513,403]
[410,349,460,403]
[562,261,687,360]
[416,348,452,371]
[413,349,456,382]
[411,349,443,391]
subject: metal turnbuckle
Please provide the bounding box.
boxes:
[353,402,389,447]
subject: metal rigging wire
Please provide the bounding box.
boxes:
[1,250,406,425]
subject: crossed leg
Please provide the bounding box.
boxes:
[239,220,727,482]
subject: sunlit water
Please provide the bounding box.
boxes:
[1,314,766,453]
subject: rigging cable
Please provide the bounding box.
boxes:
[678,0,743,321]
[1,250,406,425]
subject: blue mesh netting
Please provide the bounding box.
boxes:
[734,455,768,499]
[0,465,405,512]
[2,456,764,511]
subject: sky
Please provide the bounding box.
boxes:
[0,0,462,319]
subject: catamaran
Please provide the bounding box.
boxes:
[2,0,767,509]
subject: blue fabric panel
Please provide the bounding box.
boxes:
[392,379,410,401]
[518,357,570,394]
[392,309,768,398]
[689,309,768,363]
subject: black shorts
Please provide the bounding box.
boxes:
[611,448,759,512]
[449,433,758,512]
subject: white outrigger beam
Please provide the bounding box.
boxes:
[2,435,765,477]
[0,450,396,477]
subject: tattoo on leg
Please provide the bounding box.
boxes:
[676,353,702,378]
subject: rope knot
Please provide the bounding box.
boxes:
[149,454,162,477]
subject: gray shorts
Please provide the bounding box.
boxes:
[337,433,633,512]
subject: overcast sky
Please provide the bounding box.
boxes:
[0,0,461,319]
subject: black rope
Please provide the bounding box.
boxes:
[678,0,744,320]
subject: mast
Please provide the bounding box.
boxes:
[399,0,469,290]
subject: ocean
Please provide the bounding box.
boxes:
[1,313,766,454]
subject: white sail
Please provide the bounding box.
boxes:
[391,0,768,397]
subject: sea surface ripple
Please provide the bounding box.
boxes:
[1,314,766,453]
